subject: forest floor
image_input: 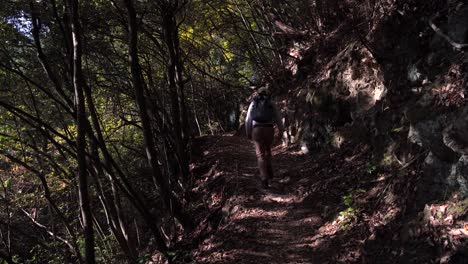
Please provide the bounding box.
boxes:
[167,135,466,264]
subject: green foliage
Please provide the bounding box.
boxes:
[382,152,393,166]
[10,242,70,264]
[448,198,468,215]
[167,250,178,260]
[3,178,10,188]
[366,163,377,175]
[0,0,282,261]
[338,189,364,230]
[138,253,152,264]
[391,126,404,133]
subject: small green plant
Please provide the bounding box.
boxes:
[448,198,468,215]
[138,254,151,264]
[166,250,185,262]
[391,126,404,133]
[137,253,151,264]
[338,190,364,230]
[366,164,377,174]
[382,152,393,166]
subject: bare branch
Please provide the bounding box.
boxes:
[429,16,468,51]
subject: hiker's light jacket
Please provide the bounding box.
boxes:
[245,97,284,139]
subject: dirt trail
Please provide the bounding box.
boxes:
[190,135,360,264]
[185,134,453,264]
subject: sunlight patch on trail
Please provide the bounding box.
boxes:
[261,193,303,204]
[234,207,288,220]
[287,216,323,227]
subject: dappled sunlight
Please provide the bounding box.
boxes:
[1,0,466,262]
[363,205,401,229]
[287,216,323,228]
[197,239,224,253]
[233,207,288,220]
[191,128,460,263]
[261,193,303,204]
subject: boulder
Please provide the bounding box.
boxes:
[408,116,459,163]
[410,152,454,212]
[407,92,459,162]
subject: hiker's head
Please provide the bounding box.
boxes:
[257,86,270,96]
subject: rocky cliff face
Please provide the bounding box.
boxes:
[283,0,468,199]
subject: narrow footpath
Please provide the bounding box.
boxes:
[188,135,380,264]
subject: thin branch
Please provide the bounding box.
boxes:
[20,208,75,252]
[429,14,468,51]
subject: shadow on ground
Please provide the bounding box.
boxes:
[182,135,455,264]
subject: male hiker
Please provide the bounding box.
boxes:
[245,86,284,189]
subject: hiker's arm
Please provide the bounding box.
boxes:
[245,102,254,139]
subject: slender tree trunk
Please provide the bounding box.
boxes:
[161,2,191,183]
[89,138,138,262]
[173,27,190,144]
[82,114,173,254]
[30,1,74,113]
[190,78,202,136]
[123,0,193,237]
[82,47,139,260]
[26,1,164,253]
[69,0,95,263]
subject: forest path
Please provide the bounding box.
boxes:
[190,135,360,264]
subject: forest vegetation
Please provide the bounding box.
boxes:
[0,0,467,263]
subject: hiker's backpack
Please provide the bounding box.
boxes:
[251,96,274,123]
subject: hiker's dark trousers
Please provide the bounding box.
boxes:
[252,126,274,181]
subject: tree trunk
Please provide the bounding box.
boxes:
[89,138,138,262]
[161,2,191,184]
[123,0,194,237]
[69,0,95,263]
